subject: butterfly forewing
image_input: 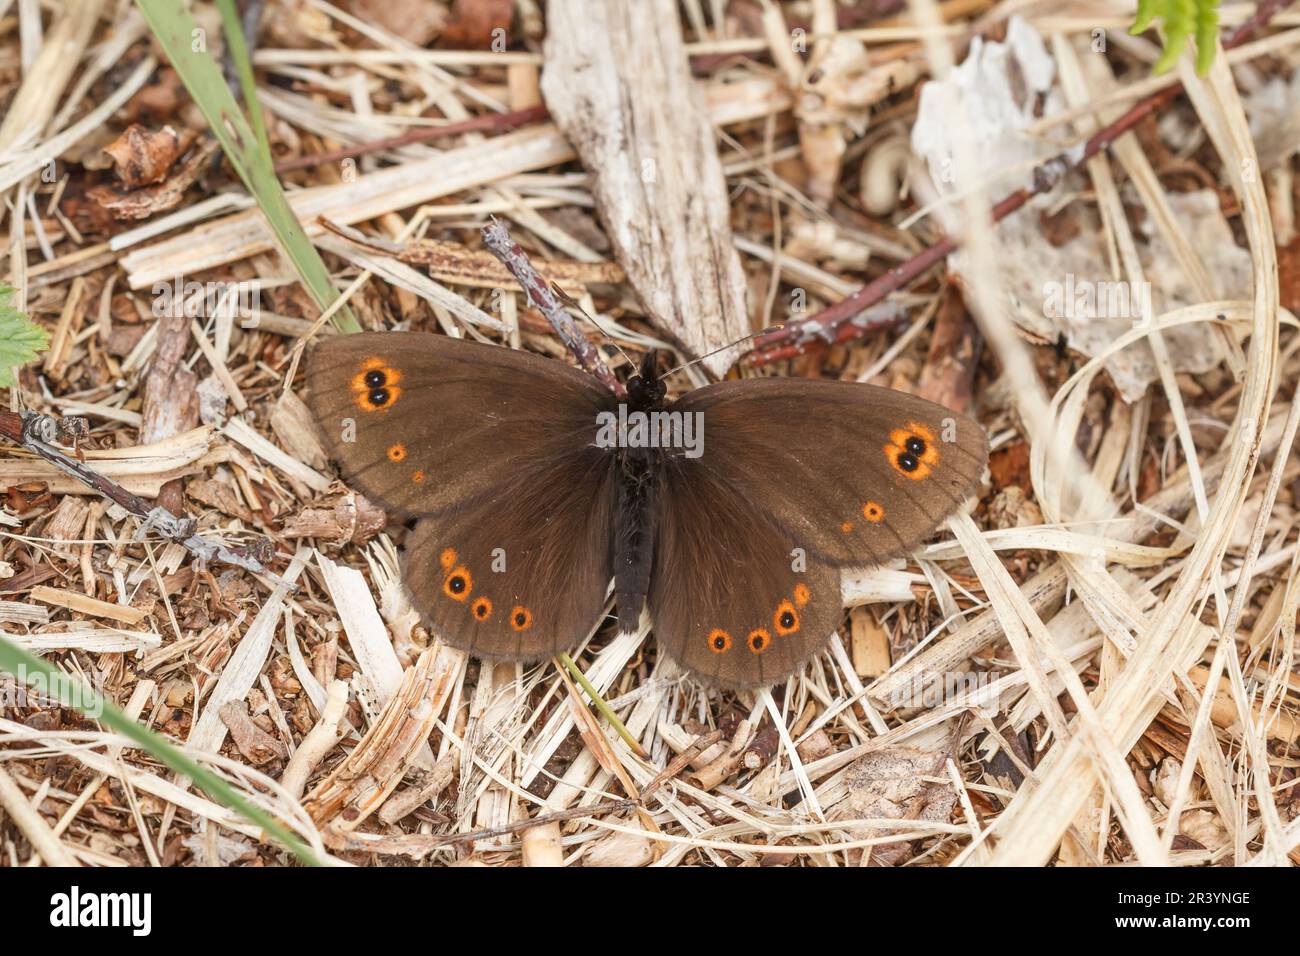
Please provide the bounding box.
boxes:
[306,332,619,660]
[306,332,614,519]
[670,379,988,568]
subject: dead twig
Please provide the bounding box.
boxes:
[481,219,626,397]
[0,410,285,582]
[282,679,349,799]
[273,105,549,174]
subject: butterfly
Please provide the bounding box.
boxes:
[305,332,987,689]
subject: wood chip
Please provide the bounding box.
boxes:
[30,585,149,625]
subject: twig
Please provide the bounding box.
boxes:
[378,750,458,824]
[0,765,79,866]
[327,798,639,855]
[0,410,286,583]
[742,0,1296,365]
[481,218,626,397]
[641,729,724,802]
[273,105,549,174]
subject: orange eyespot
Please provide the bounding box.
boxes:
[352,359,403,412]
[510,606,533,632]
[708,629,733,654]
[747,628,771,654]
[793,583,810,608]
[388,443,406,462]
[774,600,799,636]
[411,470,425,484]
[884,421,939,480]
[443,566,472,601]
[471,597,492,620]
[439,548,457,570]
[862,501,885,522]
[841,521,854,533]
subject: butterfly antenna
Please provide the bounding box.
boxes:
[659,323,787,378]
[550,281,637,370]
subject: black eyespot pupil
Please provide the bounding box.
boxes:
[751,637,762,649]
[898,452,918,472]
[515,613,525,626]
[449,576,465,593]
[364,370,386,388]
[781,612,795,628]
[714,637,725,648]
[369,388,389,406]
[906,437,926,456]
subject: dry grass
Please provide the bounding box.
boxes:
[1,0,1299,867]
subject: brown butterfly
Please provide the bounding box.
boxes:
[305,332,987,689]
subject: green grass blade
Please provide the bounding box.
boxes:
[0,634,323,865]
[133,0,360,333]
[557,651,647,758]
[215,0,271,158]
[1129,0,1220,76]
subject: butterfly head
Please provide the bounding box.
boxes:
[626,350,667,411]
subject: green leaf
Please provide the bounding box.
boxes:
[0,633,324,865]
[133,0,360,333]
[0,284,48,387]
[1130,0,1221,76]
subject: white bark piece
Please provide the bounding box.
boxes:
[187,548,312,753]
[542,0,750,376]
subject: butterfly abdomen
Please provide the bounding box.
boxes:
[613,448,660,634]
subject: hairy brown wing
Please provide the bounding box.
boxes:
[649,377,987,688]
[305,331,614,519]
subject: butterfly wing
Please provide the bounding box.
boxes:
[306,332,618,660]
[648,461,843,687]
[402,455,617,660]
[671,378,987,567]
[305,331,615,519]
[649,378,987,688]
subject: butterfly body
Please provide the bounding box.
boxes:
[307,332,987,688]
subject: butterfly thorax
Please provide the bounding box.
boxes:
[624,350,667,413]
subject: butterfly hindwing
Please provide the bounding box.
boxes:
[403,451,617,660]
[648,459,842,688]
